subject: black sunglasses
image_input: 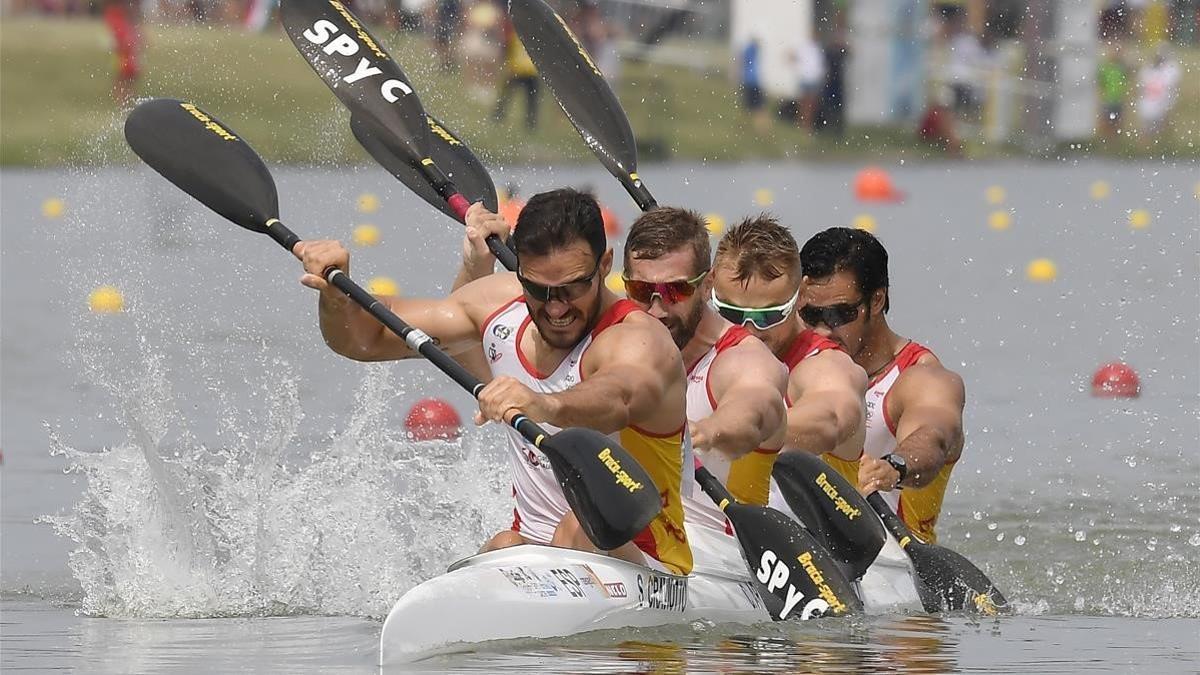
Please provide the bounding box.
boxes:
[517,260,602,303]
[798,299,867,329]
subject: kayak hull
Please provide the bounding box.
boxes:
[380,525,923,663]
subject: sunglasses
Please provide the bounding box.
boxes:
[622,270,709,305]
[709,288,800,330]
[517,261,602,303]
[798,300,867,329]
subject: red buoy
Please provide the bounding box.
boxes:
[1091,362,1140,398]
[853,166,904,203]
[601,206,621,237]
[405,398,463,441]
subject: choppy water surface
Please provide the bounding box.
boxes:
[2,159,1198,673]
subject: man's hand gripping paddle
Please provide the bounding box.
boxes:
[123,98,659,551]
[281,0,514,270]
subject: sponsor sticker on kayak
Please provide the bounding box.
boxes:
[498,565,610,600]
[636,572,688,612]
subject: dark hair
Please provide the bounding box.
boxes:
[624,207,711,276]
[800,227,890,313]
[511,188,606,261]
[713,214,800,283]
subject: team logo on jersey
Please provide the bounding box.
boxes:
[492,324,512,339]
[488,345,502,363]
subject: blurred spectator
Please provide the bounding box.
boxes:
[918,86,963,157]
[740,37,769,132]
[103,0,141,104]
[1097,44,1131,138]
[432,0,462,71]
[946,14,985,117]
[1135,44,1181,142]
[791,38,825,133]
[493,13,540,129]
[574,1,620,80]
[815,38,847,136]
[460,0,501,103]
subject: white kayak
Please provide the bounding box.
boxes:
[380,524,922,663]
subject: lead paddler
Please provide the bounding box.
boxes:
[297,188,692,574]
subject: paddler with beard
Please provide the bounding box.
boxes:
[707,217,869,512]
[297,188,692,574]
[456,205,787,576]
[797,227,965,543]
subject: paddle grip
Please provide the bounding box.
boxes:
[321,269,483,395]
[486,235,519,272]
[622,174,658,212]
[265,219,301,252]
[866,492,915,543]
[694,464,734,507]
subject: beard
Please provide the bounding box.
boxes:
[531,296,605,350]
[663,298,705,349]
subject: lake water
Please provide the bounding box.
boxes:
[2,159,1198,672]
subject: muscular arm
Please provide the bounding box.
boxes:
[888,364,965,487]
[784,349,867,458]
[541,316,686,435]
[695,338,788,459]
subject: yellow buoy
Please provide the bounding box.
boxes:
[988,211,1011,231]
[1090,180,1111,200]
[88,286,124,313]
[42,197,65,219]
[1128,209,1151,230]
[704,213,726,236]
[357,193,380,214]
[753,188,774,207]
[1026,258,1057,283]
[605,271,625,294]
[852,214,877,233]
[368,276,399,296]
[352,224,381,247]
[985,185,1006,205]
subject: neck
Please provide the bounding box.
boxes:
[772,314,803,361]
[682,307,727,370]
[854,317,905,377]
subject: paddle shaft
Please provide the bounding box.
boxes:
[263,218,540,441]
[866,492,915,546]
[418,160,517,270]
[621,173,657,213]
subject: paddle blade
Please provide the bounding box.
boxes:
[539,427,660,551]
[351,112,498,219]
[280,0,430,163]
[124,98,279,231]
[905,538,1010,615]
[724,501,864,620]
[771,452,885,579]
[508,0,638,180]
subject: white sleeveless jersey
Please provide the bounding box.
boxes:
[481,297,598,544]
[861,341,932,512]
[681,325,756,534]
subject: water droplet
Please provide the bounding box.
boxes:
[996,532,1005,542]
[973,511,983,521]
[1074,596,1085,611]
[1147,537,1158,552]
[1075,530,1087,542]
[1188,533,1200,547]
[1170,524,1181,533]
[1015,535,1026,546]
[1124,456,1137,468]
[987,522,998,531]
[1054,575,1064,585]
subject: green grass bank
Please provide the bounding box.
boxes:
[2,17,1196,166]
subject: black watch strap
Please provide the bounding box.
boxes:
[883,453,908,484]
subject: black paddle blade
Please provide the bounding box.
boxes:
[771,452,885,580]
[281,0,430,163]
[539,427,660,551]
[508,0,641,188]
[725,501,864,620]
[905,539,1010,616]
[124,98,278,232]
[351,112,498,219]
[866,492,1009,615]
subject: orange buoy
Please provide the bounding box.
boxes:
[601,206,621,237]
[1091,362,1140,398]
[853,166,904,203]
[405,398,463,441]
[498,198,525,229]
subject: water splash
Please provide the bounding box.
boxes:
[44,354,508,620]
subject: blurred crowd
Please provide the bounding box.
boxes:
[1097,1,1186,144]
[7,0,614,117]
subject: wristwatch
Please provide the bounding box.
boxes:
[882,453,908,486]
